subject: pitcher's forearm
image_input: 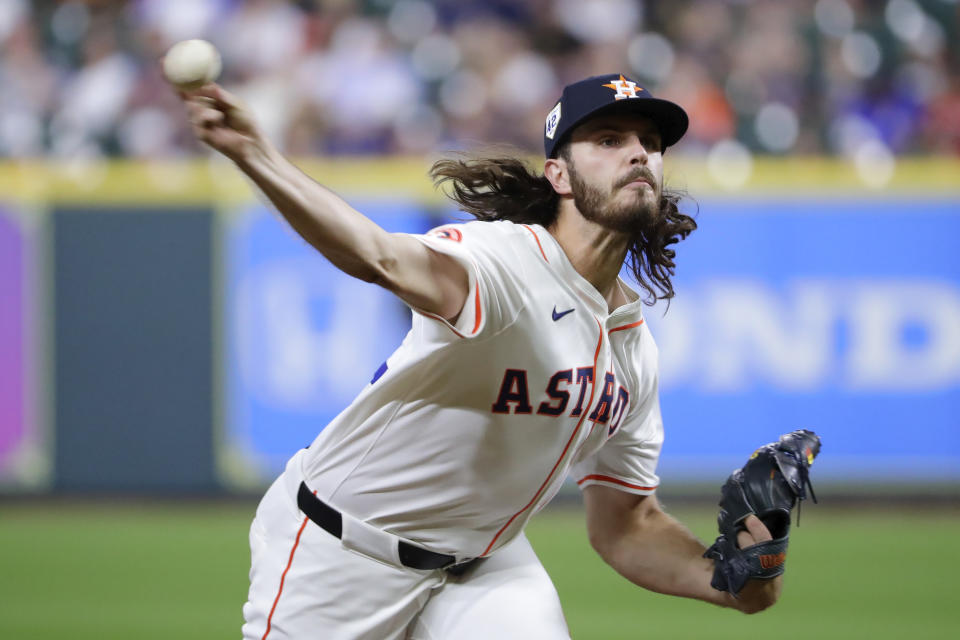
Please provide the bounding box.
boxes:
[584,487,739,610]
[178,85,463,309]
[602,509,730,607]
[234,140,392,283]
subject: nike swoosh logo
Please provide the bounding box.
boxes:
[552,306,575,321]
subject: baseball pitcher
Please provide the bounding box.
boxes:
[178,72,820,639]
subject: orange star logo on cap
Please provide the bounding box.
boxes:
[602,74,643,100]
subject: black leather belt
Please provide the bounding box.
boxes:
[297,481,464,571]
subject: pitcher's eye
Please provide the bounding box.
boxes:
[641,136,663,152]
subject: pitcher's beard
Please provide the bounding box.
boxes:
[569,168,660,235]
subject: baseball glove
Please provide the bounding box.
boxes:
[703,429,821,596]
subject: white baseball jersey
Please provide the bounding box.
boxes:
[299,220,664,559]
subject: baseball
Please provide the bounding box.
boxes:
[162,39,221,91]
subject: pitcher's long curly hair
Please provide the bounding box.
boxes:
[429,148,697,305]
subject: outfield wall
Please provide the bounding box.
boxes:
[0,158,957,492]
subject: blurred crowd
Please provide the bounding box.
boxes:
[0,0,958,160]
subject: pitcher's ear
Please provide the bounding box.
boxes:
[544,157,572,196]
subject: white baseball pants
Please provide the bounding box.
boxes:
[241,454,570,639]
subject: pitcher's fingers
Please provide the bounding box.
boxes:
[192,106,225,128]
[191,83,240,110]
[192,123,224,147]
[184,95,217,112]
[185,100,223,124]
[186,106,220,127]
[182,82,220,99]
[743,515,773,543]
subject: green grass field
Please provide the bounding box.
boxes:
[1,500,956,639]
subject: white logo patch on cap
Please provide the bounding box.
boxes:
[603,74,642,100]
[545,101,561,140]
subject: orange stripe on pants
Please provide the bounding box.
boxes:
[262,515,311,640]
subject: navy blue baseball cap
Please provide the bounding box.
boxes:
[544,73,689,158]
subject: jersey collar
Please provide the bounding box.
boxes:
[527,224,645,323]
